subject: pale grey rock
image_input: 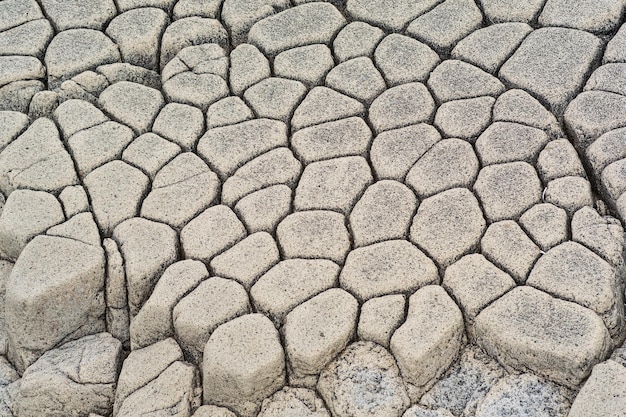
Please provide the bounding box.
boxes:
[221,0,290,45]
[572,206,625,268]
[15,333,121,417]
[141,153,219,228]
[129,260,207,349]
[206,97,254,128]
[0,0,43,32]
[0,79,43,113]
[451,23,533,74]
[295,156,372,214]
[284,288,358,387]
[406,0,483,54]
[274,44,334,86]
[170,42,227,78]
[248,3,346,56]
[159,17,227,70]
[346,0,441,31]
[41,0,115,31]
[203,314,286,417]
[164,72,228,111]
[0,118,78,195]
[539,0,623,33]
[27,90,58,119]
[406,139,479,198]
[493,89,562,138]
[259,387,330,417]
[0,56,44,87]
[47,212,101,247]
[117,0,177,12]
[277,210,350,264]
[174,277,250,364]
[68,121,134,177]
[596,134,626,182]
[317,342,410,417]
[403,406,454,417]
[374,34,440,86]
[0,189,64,260]
[340,240,438,301]
[181,205,246,262]
[537,138,586,182]
[371,124,441,181]
[210,232,280,288]
[98,82,164,134]
[473,162,543,222]
[234,185,292,233]
[229,44,270,95]
[291,117,372,164]
[251,259,339,325]
[84,161,149,236]
[5,235,105,372]
[334,22,384,63]
[528,241,624,343]
[358,295,405,348]
[481,220,542,283]
[564,91,626,149]
[45,29,120,88]
[443,254,515,335]
[410,188,486,267]
[350,180,417,247]
[97,63,161,89]
[474,286,612,387]
[568,360,626,417]
[585,63,626,96]
[390,286,464,399]
[292,86,365,131]
[122,133,181,178]
[519,203,568,251]
[54,98,108,138]
[434,97,495,139]
[69,70,109,96]
[475,374,572,417]
[0,111,28,151]
[106,308,129,349]
[173,0,222,19]
[499,27,603,115]
[604,23,626,63]
[544,176,594,215]
[59,185,89,218]
[192,405,237,417]
[479,0,545,23]
[197,118,288,179]
[428,60,505,103]
[111,217,178,316]
[369,83,435,133]
[325,57,386,103]
[103,238,126,310]
[244,77,307,122]
[221,147,301,206]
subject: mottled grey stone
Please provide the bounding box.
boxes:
[374,34,440,86]
[152,103,204,151]
[163,72,228,112]
[568,360,626,417]
[159,17,227,70]
[234,185,292,234]
[428,60,505,103]
[572,206,625,268]
[434,96,495,139]
[274,44,334,86]
[0,0,43,32]
[28,90,58,119]
[122,133,181,178]
[493,89,562,138]
[96,63,161,89]
[334,22,384,63]
[539,0,623,33]
[59,185,89,218]
[292,87,365,131]
[476,122,549,166]
[244,77,307,122]
[222,0,289,45]
[54,98,108,138]
[346,0,441,31]
[358,295,405,348]
[369,83,435,133]
[0,19,53,58]
[325,57,386,103]
[519,203,568,251]
[585,63,626,97]
[98,81,164,134]
[230,43,270,96]
[46,212,100,247]
[604,23,626,63]
[0,56,44,88]
[479,0,545,23]
[544,176,594,215]
[259,387,330,417]
[206,96,254,128]
[117,0,176,12]
[537,139,586,182]
[0,111,28,151]
[173,0,222,19]
[0,79,43,113]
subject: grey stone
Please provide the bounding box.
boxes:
[41,0,115,31]
[474,286,612,387]
[479,0,545,23]
[369,83,435,133]
[451,23,533,74]
[0,79,43,113]
[197,118,288,179]
[481,220,542,283]
[203,314,286,417]
[539,0,623,33]
[54,98,108,138]
[5,235,105,372]
[374,34,440,86]
[173,0,222,19]
[410,188,486,268]
[473,162,543,222]
[141,152,219,228]
[206,97,254,128]
[325,57,386,103]
[564,91,626,149]
[164,72,228,111]
[221,0,289,45]
[0,111,28,151]
[116,0,177,11]
[295,156,372,214]
[244,77,307,122]
[284,288,358,387]
[84,161,149,236]
[122,133,181,178]
[162,42,228,82]
[47,212,101,247]
[277,210,350,264]
[111,217,178,316]
[248,3,346,56]
[334,22,384,63]
[159,17,227,70]
[192,405,237,417]
[229,44,270,95]
[15,333,121,417]
[403,406,454,417]
[358,295,405,348]
[27,90,58,119]
[181,205,246,262]
[251,259,339,325]
[406,0,483,54]
[174,277,250,364]
[434,97,495,139]
[274,44,334,86]
[572,206,625,268]
[103,238,126,310]
[45,29,120,88]
[544,176,594,215]
[0,0,43,32]
[292,86,365,131]
[0,56,44,88]
[493,89,562,138]
[537,138,586,182]
[519,203,568,251]
[317,342,410,417]
[406,139,479,198]
[585,63,626,96]
[59,185,89,218]
[97,63,161,89]
[604,23,626,63]
[346,0,441,31]
[499,27,603,115]
[259,387,330,417]
[234,185,292,233]
[428,60,505,103]
[568,360,626,417]
[69,70,108,96]
[350,180,417,247]
[98,82,164,134]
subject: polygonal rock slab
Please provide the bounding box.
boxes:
[234,185,292,234]
[358,295,406,349]
[347,0,441,31]
[274,44,334,86]
[568,360,626,417]
[369,83,435,133]
[334,22,384,63]
[98,81,164,134]
[475,121,549,166]
[325,57,386,103]
[374,34,440,86]
[258,387,330,417]
[519,203,568,251]
[292,86,365,131]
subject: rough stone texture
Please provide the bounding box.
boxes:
[245,77,307,122]
[539,0,623,34]
[46,212,101,247]
[572,206,625,268]
[475,122,549,166]
[325,57,386,103]
[98,82,164,134]
[369,83,435,133]
[519,203,568,251]
[153,103,204,151]
[159,17,227,70]
[537,138,586,182]
[358,295,406,349]
[292,87,365,131]
[334,22,384,63]
[206,96,254,128]
[434,97,495,139]
[258,387,330,417]
[479,0,546,23]
[234,185,292,233]
[568,360,626,417]
[428,60,505,103]
[122,133,181,178]
[221,0,290,46]
[346,0,441,31]
[317,342,410,417]
[274,44,334,86]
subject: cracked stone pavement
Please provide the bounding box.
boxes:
[2,0,626,416]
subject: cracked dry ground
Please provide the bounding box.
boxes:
[5,0,626,417]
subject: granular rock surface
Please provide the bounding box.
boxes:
[2,0,626,416]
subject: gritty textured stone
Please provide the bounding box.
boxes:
[476,122,549,166]
[206,96,254,128]
[0,0,43,32]
[274,44,334,86]
[221,0,289,46]
[358,295,405,348]
[494,89,562,138]
[428,60,505,103]
[325,57,386,103]
[334,22,384,63]
[572,206,625,268]
[537,139,586,182]
[159,17,227,70]
[539,0,623,33]
[46,212,100,247]
[98,82,164,134]
[292,87,365,131]
[59,185,89,218]
[346,0,441,31]
[244,77,307,122]
[0,56,45,88]
[369,83,435,133]
[230,43,270,96]
[122,133,181,178]
[0,111,29,151]
[544,176,594,215]
[374,34,440,86]
[234,185,292,233]
[568,360,626,417]
[163,72,228,112]
[479,0,545,23]
[258,387,330,417]
[434,97,495,139]
[519,203,568,251]
[585,63,626,96]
